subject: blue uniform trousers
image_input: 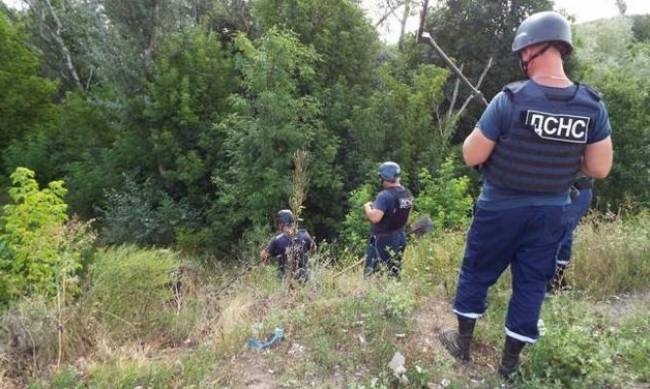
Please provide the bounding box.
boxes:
[364,231,407,277]
[453,205,568,343]
[556,189,592,266]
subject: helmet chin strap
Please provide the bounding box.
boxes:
[519,44,552,78]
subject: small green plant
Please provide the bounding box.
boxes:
[0,167,87,305]
[415,157,473,232]
[340,183,374,257]
[368,280,417,320]
[401,231,465,296]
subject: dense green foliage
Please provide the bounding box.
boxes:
[1,0,645,254]
[0,13,57,158]
[574,18,650,209]
[414,156,473,231]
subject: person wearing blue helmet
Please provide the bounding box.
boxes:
[439,11,613,378]
[363,161,414,277]
[261,209,316,281]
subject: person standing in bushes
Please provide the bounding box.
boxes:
[439,12,613,378]
[548,175,594,294]
[363,161,414,278]
[261,209,316,282]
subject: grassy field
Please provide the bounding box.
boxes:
[1,213,649,388]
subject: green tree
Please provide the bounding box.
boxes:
[350,60,448,188]
[631,15,650,42]
[575,20,650,210]
[209,29,342,248]
[0,13,57,157]
[252,0,380,88]
[252,0,381,194]
[420,0,554,137]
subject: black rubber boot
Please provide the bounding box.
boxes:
[498,336,526,379]
[439,316,476,362]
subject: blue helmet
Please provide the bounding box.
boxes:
[277,209,294,226]
[378,161,401,182]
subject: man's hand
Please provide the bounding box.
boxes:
[260,249,269,264]
[364,202,384,224]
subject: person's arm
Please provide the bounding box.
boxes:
[582,136,613,178]
[260,239,275,263]
[260,248,269,263]
[363,202,384,224]
[463,128,497,166]
[462,92,507,166]
[582,101,614,178]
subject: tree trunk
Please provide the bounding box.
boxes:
[42,0,84,92]
[398,0,411,51]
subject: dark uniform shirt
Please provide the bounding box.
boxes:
[371,185,414,234]
[266,230,315,276]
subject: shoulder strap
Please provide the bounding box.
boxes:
[579,83,602,102]
[503,80,529,101]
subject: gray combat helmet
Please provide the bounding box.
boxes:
[277,209,294,226]
[512,11,573,54]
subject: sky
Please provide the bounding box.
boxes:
[3,0,650,43]
[363,0,650,43]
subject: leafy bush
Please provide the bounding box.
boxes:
[100,175,201,247]
[0,168,91,305]
[415,157,473,232]
[87,246,180,340]
[340,183,374,257]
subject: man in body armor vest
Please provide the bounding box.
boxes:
[439,12,613,378]
[363,162,414,278]
[548,175,594,293]
[261,210,316,282]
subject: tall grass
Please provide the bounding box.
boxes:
[569,212,650,298]
[1,213,649,387]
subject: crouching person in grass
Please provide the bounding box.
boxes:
[261,209,316,282]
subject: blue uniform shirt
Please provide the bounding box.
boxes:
[477,81,612,210]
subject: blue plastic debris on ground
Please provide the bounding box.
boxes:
[246,327,285,350]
